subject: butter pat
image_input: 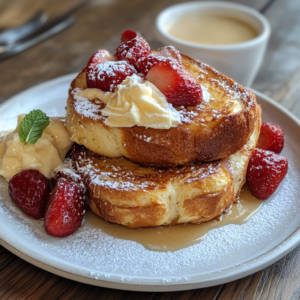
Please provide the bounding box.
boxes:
[78,75,181,129]
[0,117,73,181]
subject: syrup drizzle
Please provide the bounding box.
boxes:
[84,185,262,252]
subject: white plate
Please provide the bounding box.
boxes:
[0,74,300,292]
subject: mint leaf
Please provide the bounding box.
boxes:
[19,110,50,144]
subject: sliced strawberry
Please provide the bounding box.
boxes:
[154,46,182,62]
[136,55,174,74]
[45,178,85,237]
[86,60,137,92]
[136,46,182,74]
[246,148,288,200]
[115,30,151,67]
[146,60,203,106]
[257,122,284,154]
[8,169,50,219]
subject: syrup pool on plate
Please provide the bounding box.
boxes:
[165,14,259,46]
[85,184,262,252]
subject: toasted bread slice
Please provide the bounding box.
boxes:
[66,54,258,167]
[62,110,260,228]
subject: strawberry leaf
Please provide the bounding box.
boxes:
[19,110,50,144]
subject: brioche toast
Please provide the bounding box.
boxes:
[66,54,258,168]
[59,109,260,228]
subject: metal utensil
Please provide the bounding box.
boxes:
[0,0,91,62]
[0,11,48,45]
[0,16,74,61]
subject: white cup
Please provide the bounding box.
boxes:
[155,1,271,87]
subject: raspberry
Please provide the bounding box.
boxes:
[86,60,137,92]
[246,148,288,200]
[257,122,284,154]
[115,30,151,67]
[44,178,85,237]
[8,169,50,219]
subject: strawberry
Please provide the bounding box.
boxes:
[146,60,203,106]
[246,148,288,200]
[8,169,50,219]
[86,50,117,88]
[115,30,151,67]
[86,60,137,92]
[45,178,85,237]
[136,45,182,74]
[154,45,182,62]
[87,49,117,70]
[257,122,284,154]
[136,55,175,74]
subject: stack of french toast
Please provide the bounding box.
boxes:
[61,30,262,229]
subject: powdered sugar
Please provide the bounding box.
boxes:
[1,72,298,287]
[72,88,106,121]
[178,109,199,124]
[0,159,299,281]
[116,33,151,65]
[73,156,157,192]
[0,97,299,281]
[87,60,136,91]
[54,158,86,193]
[201,85,210,102]
[185,164,218,183]
[209,78,250,102]
[137,54,180,73]
[72,80,211,126]
[135,134,152,142]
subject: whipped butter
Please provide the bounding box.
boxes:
[0,117,73,181]
[77,74,181,129]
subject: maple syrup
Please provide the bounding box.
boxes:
[85,185,262,251]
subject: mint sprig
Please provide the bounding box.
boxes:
[19,110,50,144]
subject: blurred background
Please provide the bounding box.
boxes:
[0,0,299,120]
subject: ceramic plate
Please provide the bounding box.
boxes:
[0,74,300,292]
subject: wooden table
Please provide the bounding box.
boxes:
[1,0,300,298]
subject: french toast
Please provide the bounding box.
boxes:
[66,53,258,167]
[59,110,260,228]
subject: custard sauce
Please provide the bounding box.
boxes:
[85,185,262,252]
[165,14,258,45]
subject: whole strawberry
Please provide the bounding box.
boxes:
[86,49,117,71]
[115,30,151,67]
[45,178,85,237]
[8,169,50,219]
[86,49,118,90]
[257,122,284,154]
[247,148,288,200]
[86,60,137,92]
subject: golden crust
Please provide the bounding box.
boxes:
[64,112,260,229]
[65,54,258,167]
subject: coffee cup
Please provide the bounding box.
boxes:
[155,1,271,87]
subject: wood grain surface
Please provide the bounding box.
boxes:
[1,0,300,299]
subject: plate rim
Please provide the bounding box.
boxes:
[0,76,299,292]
